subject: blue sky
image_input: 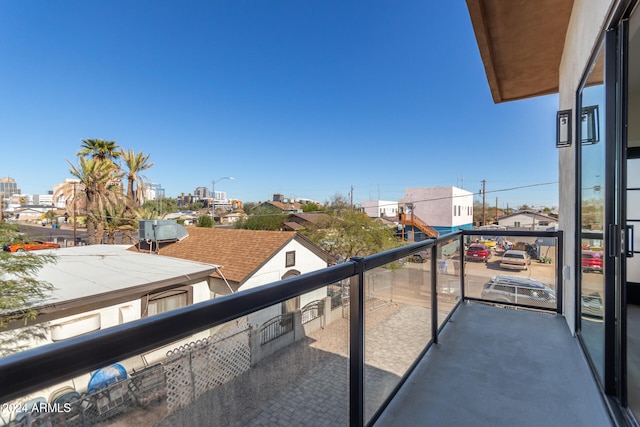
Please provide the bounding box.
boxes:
[0,1,558,209]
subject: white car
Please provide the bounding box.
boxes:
[500,250,531,271]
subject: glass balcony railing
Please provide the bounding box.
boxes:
[0,230,562,427]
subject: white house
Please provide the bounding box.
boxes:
[360,200,399,219]
[496,211,558,230]
[404,186,473,235]
[0,244,219,407]
[134,227,334,325]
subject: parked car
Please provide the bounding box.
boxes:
[582,250,603,273]
[478,238,498,248]
[465,243,492,262]
[500,250,531,270]
[409,249,430,263]
[481,275,556,309]
[3,240,61,252]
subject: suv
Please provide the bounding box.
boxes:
[500,250,531,270]
[465,243,492,262]
[481,275,556,309]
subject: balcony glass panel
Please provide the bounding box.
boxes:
[436,237,462,327]
[363,251,432,424]
[464,234,559,312]
[578,39,606,382]
[0,296,350,426]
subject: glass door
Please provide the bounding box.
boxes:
[578,40,607,384]
[625,5,640,418]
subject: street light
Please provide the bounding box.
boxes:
[211,176,234,226]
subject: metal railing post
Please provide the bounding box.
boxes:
[349,257,365,427]
[557,231,564,314]
[431,247,438,344]
[459,234,466,301]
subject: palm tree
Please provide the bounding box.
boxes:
[53,180,86,221]
[67,157,123,244]
[77,139,122,164]
[103,203,139,244]
[121,149,154,210]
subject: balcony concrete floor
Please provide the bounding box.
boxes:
[374,302,612,427]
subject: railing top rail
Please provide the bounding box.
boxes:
[463,229,561,238]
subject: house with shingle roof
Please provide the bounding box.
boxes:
[283,212,332,232]
[260,200,304,214]
[132,227,333,325]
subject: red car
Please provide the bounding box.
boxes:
[466,243,492,262]
[3,240,61,252]
[582,250,603,273]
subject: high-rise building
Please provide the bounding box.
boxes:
[0,177,21,197]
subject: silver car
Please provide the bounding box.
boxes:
[481,275,556,309]
[500,249,531,271]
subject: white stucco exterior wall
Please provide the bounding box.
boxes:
[240,239,328,325]
[558,0,615,334]
[361,200,399,218]
[404,186,473,228]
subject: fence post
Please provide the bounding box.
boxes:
[349,257,365,427]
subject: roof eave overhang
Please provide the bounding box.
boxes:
[466,0,574,103]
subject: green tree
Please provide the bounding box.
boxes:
[44,210,57,224]
[301,209,400,259]
[142,198,178,218]
[327,193,351,212]
[103,203,139,244]
[302,202,320,212]
[235,205,286,230]
[197,215,213,228]
[0,222,55,356]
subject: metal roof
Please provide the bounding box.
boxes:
[28,245,219,308]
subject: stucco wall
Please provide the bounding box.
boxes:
[361,200,398,218]
[241,239,328,325]
[404,186,473,228]
[558,0,615,334]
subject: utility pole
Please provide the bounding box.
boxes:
[481,179,486,226]
[350,185,354,209]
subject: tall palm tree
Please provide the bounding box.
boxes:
[121,149,154,210]
[77,139,122,164]
[67,157,123,244]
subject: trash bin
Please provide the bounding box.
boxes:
[437,259,448,274]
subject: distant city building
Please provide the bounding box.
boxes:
[145,183,165,201]
[194,186,210,200]
[0,177,21,197]
[34,194,54,206]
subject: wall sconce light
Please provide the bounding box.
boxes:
[556,109,572,147]
[581,105,600,145]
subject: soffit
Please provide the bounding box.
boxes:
[466,0,574,103]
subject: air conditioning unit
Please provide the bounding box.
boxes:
[138,220,187,242]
